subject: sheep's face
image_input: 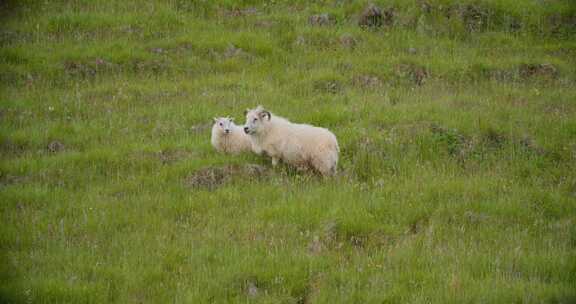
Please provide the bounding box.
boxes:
[212,117,235,135]
[243,106,271,135]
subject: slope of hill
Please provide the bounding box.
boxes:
[1,0,575,302]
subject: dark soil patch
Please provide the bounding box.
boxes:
[246,280,259,298]
[313,79,341,94]
[155,149,194,165]
[407,216,429,235]
[308,14,333,26]
[396,63,429,86]
[184,164,268,190]
[430,124,469,158]
[224,44,244,58]
[0,173,28,187]
[358,4,394,28]
[459,4,490,33]
[519,63,559,80]
[47,140,65,153]
[519,135,547,156]
[130,59,172,74]
[220,7,258,18]
[64,60,98,78]
[481,127,507,149]
[0,139,28,156]
[548,12,576,37]
[352,74,382,89]
[339,34,357,49]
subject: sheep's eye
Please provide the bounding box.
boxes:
[219,123,223,126]
[253,118,258,123]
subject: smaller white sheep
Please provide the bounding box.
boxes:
[211,117,253,154]
[243,106,340,176]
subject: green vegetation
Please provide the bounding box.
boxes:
[1,0,575,302]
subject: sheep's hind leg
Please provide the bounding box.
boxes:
[271,157,280,167]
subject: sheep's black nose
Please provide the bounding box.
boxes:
[225,129,230,133]
[244,127,249,134]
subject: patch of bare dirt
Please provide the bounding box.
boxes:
[184,164,268,190]
[308,14,333,26]
[1,139,28,156]
[224,44,243,58]
[519,63,558,79]
[47,140,65,153]
[220,7,258,18]
[352,74,382,89]
[459,4,490,32]
[64,60,97,78]
[313,79,341,94]
[548,12,576,36]
[519,135,546,156]
[155,149,194,165]
[339,34,357,49]
[0,173,28,187]
[131,59,171,74]
[481,127,507,149]
[307,221,339,255]
[246,280,259,298]
[358,4,394,28]
[407,217,430,235]
[396,63,429,86]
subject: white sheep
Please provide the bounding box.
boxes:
[211,117,253,154]
[243,106,339,176]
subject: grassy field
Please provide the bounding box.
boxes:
[1,0,576,302]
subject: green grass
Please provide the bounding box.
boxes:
[1,0,576,302]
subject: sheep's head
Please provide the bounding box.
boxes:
[212,117,235,135]
[243,105,271,135]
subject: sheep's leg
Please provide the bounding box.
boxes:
[271,157,279,167]
[251,143,263,155]
[311,153,337,176]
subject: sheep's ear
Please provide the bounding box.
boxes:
[244,109,249,116]
[260,111,271,121]
[213,117,218,123]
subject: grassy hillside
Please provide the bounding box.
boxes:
[1,0,575,302]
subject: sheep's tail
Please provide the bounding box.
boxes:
[320,139,339,176]
[329,141,339,175]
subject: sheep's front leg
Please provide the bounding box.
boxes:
[271,157,279,167]
[251,143,263,155]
